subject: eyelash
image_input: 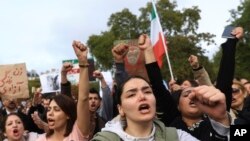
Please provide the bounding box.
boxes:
[145,91,152,94]
[127,94,135,98]
[7,121,22,126]
[47,108,61,112]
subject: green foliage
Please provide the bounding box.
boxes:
[87,0,216,81]
[87,31,116,69]
[213,0,250,79]
[28,79,41,98]
[108,8,140,39]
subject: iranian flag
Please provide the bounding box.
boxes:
[150,1,167,68]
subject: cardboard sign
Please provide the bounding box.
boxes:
[0,63,29,98]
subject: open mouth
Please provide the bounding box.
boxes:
[13,129,18,133]
[138,104,150,113]
[189,100,197,107]
[47,118,55,126]
[232,98,236,103]
[13,129,19,136]
[91,104,96,108]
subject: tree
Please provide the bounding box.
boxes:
[87,31,116,70]
[28,79,41,97]
[213,0,250,79]
[88,0,216,81]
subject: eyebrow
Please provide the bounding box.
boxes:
[125,86,151,93]
[182,89,192,95]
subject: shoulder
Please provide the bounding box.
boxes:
[176,129,199,141]
[92,131,120,141]
[35,133,46,141]
[27,132,41,141]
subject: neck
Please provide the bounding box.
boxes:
[234,104,244,111]
[50,124,67,141]
[125,120,153,137]
[50,130,65,141]
[182,116,202,127]
[6,108,17,113]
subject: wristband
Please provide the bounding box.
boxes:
[79,64,89,68]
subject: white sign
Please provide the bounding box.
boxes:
[40,70,60,93]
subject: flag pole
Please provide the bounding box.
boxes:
[152,0,174,80]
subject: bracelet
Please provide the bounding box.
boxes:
[79,64,89,68]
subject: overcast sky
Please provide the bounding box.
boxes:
[0,0,240,74]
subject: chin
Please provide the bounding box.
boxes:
[138,115,155,122]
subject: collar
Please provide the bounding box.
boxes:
[6,109,18,114]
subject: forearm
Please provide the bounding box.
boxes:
[193,67,213,86]
[145,62,180,125]
[144,47,156,64]
[99,86,113,121]
[100,78,108,88]
[216,39,238,111]
[60,81,72,97]
[61,72,68,84]
[115,62,128,87]
[77,67,90,135]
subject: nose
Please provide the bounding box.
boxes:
[138,91,146,101]
[12,122,18,127]
[47,109,53,116]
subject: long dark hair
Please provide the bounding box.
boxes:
[46,94,76,137]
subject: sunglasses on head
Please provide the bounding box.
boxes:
[232,88,240,93]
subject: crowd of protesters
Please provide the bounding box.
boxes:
[0,26,249,141]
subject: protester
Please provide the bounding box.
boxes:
[0,96,43,140]
[3,113,40,141]
[36,40,91,140]
[92,75,199,141]
[92,70,113,121]
[230,80,250,124]
[60,63,112,136]
[215,27,244,111]
[138,34,231,140]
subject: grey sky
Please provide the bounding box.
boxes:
[0,0,240,74]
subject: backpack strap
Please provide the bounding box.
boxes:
[165,127,179,141]
[92,131,122,141]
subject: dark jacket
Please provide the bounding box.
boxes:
[170,116,228,141]
[145,62,229,141]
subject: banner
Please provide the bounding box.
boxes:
[0,63,29,98]
[114,40,149,81]
[62,59,95,85]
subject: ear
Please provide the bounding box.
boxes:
[117,104,125,117]
[244,91,248,98]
